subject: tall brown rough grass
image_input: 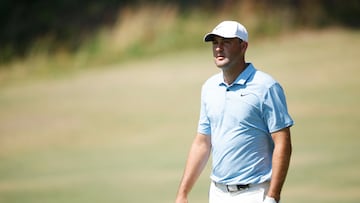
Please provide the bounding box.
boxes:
[0,1,336,84]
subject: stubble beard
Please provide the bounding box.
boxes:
[215,57,230,69]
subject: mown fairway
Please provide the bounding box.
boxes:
[0,29,359,203]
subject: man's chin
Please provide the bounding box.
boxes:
[215,61,228,68]
[215,59,228,67]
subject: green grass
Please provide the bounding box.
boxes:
[0,29,360,203]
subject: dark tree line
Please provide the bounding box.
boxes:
[0,0,359,63]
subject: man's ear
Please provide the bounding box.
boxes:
[242,41,248,52]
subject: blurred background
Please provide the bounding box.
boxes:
[0,0,359,81]
[0,0,360,203]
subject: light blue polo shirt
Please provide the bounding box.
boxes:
[198,63,294,185]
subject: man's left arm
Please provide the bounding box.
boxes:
[267,127,292,202]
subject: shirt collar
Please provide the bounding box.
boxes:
[219,63,256,86]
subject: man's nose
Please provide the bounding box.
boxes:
[215,42,224,51]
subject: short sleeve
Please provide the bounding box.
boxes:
[197,85,211,136]
[262,83,294,133]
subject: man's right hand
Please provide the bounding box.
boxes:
[175,195,188,203]
[175,133,211,203]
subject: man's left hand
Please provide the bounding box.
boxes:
[263,196,278,203]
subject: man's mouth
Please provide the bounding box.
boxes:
[216,52,224,57]
[216,55,225,60]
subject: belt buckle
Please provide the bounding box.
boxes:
[226,184,249,192]
[226,185,239,192]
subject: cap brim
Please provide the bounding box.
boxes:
[203,33,243,42]
[204,33,216,42]
[206,33,231,42]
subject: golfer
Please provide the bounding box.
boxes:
[175,21,294,203]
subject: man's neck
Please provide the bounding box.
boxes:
[222,62,247,85]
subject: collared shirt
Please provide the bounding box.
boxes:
[198,63,294,185]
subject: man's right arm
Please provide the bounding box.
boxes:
[175,133,211,203]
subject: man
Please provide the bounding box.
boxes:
[175,21,294,203]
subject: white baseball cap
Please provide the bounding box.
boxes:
[204,21,248,42]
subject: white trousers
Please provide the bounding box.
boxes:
[209,181,270,203]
